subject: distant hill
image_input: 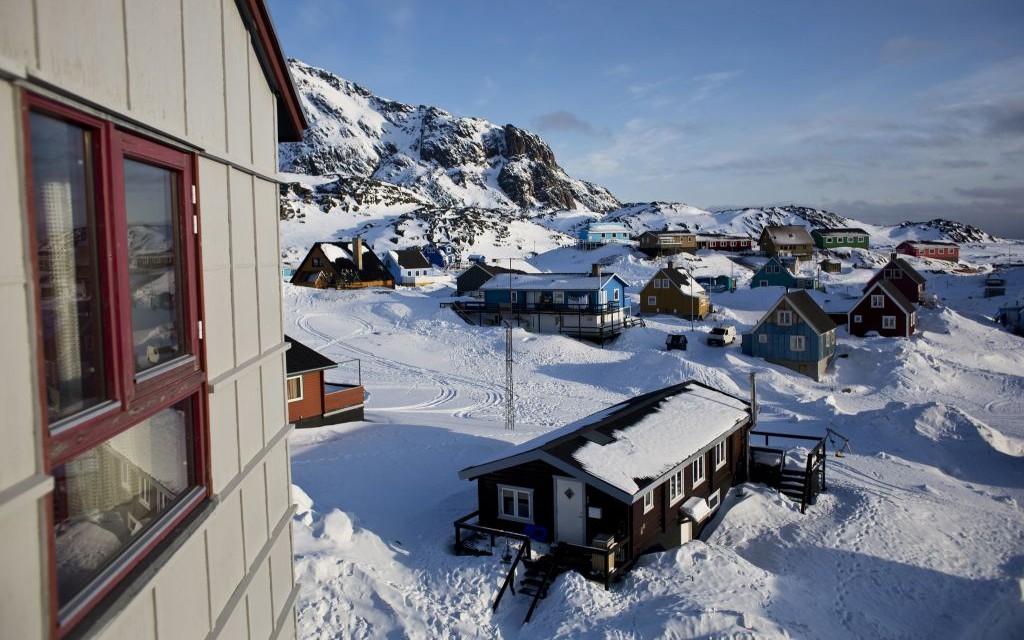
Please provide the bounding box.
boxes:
[278,59,997,261]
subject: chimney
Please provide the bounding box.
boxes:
[354,235,363,271]
[890,252,897,261]
[591,263,601,277]
[667,260,675,270]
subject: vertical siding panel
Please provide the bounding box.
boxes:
[0,83,38,492]
[240,468,270,568]
[246,561,274,639]
[269,524,295,617]
[248,47,277,174]
[94,589,157,640]
[237,369,266,466]
[182,0,226,151]
[222,4,252,164]
[204,491,246,619]
[229,170,259,362]
[124,0,185,134]
[208,382,241,494]
[36,0,128,111]
[197,159,236,378]
[262,355,288,433]
[0,0,36,67]
[0,513,46,640]
[154,534,212,640]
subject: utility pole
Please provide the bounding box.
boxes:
[505,259,515,431]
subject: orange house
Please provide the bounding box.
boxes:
[286,336,365,427]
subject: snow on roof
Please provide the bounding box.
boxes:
[320,243,353,263]
[585,222,628,232]
[478,272,618,291]
[570,385,748,495]
[681,495,712,522]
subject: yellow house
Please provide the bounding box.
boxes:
[0,1,306,637]
[639,263,711,319]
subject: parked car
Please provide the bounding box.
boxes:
[665,334,687,351]
[707,325,736,346]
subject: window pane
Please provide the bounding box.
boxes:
[52,399,195,608]
[518,493,530,519]
[125,159,183,372]
[286,377,302,400]
[30,113,107,423]
[502,489,514,516]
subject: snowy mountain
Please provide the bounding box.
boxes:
[280,59,620,214]
[278,59,998,264]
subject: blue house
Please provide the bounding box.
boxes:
[476,264,631,341]
[750,257,819,290]
[577,222,630,249]
[423,243,457,269]
[741,290,838,381]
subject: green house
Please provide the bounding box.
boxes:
[811,228,870,250]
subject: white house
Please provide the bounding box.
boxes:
[0,1,306,637]
[384,247,448,286]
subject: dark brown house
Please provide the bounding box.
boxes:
[637,230,698,256]
[286,335,365,426]
[864,253,926,303]
[848,280,916,338]
[291,238,394,289]
[458,381,753,564]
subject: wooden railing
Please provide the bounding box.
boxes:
[749,430,827,514]
[323,385,364,413]
[453,511,534,612]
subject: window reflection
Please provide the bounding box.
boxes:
[30,113,106,422]
[53,400,194,607]
[124,159,182,372]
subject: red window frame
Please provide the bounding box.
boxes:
[23,93,209,636]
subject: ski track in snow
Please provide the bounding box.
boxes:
[284,244,1024,640]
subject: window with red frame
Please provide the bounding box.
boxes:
[26,95,207,630]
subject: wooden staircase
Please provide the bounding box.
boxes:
[779,468,807,503]
[519,553,564,623]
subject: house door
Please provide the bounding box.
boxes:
[554,476,585,546]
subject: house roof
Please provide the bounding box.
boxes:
[696,233,751,241]
[813,227,869,236]
[642,229,695,237]
[584,222,629,232]
[899,240,959,248]
[655,268,707,295]
[311,241,392,283]
[762,225,814,245]
[284,335,338,375]
[860,279,915,315]
[241,1,307,141]
[478,272,626,292]
[749,290,837,336]
[392,248,432,269]
[459,381,751,503]
[871,256,926,286]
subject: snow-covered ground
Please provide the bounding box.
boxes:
[284,242,1024,639]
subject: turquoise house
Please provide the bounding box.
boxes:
[741,290,838,380]
[750,257,819,290]
[578,222,630,248]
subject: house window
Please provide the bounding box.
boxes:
[498,485,533,522]
[647,296,657,306]
[777,310,793,326]
[27,97,206,625]
[871,294,885,308]
[790,335,806,351]
[653,279,662,289]
[714,440,727,470]
[882,316,897,330]
[668,469,684,505]
[554,291,564,304]
[613,288,620,302]
[510,291,518,303]
[853,314,862,323]
[692,455,706,487]
[312,257,321,267]
[660,278,670,288]
[707,489,721,511]
[759,280,768,287]
[643,490,654,513]
[758,334,767,344]
[826,237,833,244]
[286,376,303,402]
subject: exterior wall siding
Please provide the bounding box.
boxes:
[288,372,325,423]
[849,295,913,337]
[0,0,298,637]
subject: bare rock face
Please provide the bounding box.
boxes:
[280,59,621,214]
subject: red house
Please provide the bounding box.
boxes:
[864,253,926,303]
[286,335,365,427]
[896,240,959,262]
[849,280,916,338]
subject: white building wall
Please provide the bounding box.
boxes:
[0,0,298,637]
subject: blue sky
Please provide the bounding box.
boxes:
[266,0,1024,237]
